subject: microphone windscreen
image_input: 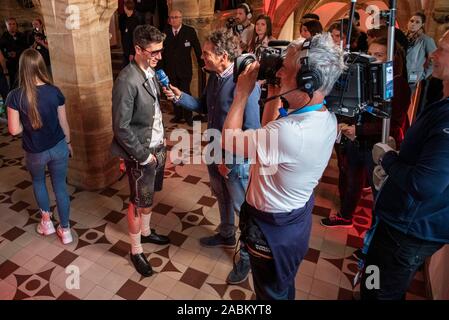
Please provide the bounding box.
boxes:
[156,69,170,87]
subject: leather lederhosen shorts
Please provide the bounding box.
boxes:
[124,144,166,208]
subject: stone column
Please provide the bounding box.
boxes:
[32,0,120,190]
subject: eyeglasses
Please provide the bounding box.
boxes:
[169,16,182,19]
[138,46,164,57]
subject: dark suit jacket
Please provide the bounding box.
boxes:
[160,24,204,81]
[119,12,141,58]
[110,61,161,163]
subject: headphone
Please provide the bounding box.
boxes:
[239,3,253,20]
[296,38,322,97]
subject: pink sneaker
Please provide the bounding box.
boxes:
[57,226,73,244]
[36,213,56,236]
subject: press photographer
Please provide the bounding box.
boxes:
[228,3,254,53]
[221,33,345,299]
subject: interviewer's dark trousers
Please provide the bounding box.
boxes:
[171,76,192,122]
[360,220,443,300]
[336,140,376,220]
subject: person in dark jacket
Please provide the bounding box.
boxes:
[0,18,27,90]
[361,30,449,300]
[119,0,141,66]
[28,19,51,74]
[159,9,204,125]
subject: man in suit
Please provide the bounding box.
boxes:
[111,25,170,277]
[160,9,204,126]
[0,18,27,90]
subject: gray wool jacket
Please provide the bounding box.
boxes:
[110,61,161,163]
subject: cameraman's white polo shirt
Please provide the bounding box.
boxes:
[245,110,337,213]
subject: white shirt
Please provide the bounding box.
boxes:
[240,110,337,213]
[172,26,181,36]
[140,68,164,165]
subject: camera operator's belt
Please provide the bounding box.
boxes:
[279,101,324,118]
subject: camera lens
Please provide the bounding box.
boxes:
[233,53,257,83]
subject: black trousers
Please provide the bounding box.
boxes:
[171,76,192,122]
[336,140,376,220]
[361,220,443,300]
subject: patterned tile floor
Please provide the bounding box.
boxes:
[0,110,427,300]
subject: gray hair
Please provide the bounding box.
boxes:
[289,33,346,96]
[206,28,239,62]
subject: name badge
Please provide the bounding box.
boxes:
[409,73,418,82]
[184,41,191,47]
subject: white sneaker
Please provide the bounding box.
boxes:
[57,226,73,244]
[36,216,56,236]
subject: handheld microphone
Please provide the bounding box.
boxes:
[156,69,178,103]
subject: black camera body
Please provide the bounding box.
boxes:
[233,40,289,84]
[326,52,393,118]
[226,17,238,30]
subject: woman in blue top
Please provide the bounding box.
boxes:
[6,48,73,244]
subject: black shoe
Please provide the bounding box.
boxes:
[130,252,153,277]
[199,233,236,248]
[226,258,250,284]
[192,115,204,122]
[170,117,184,124]
[320,213,353,228]
[141,229,170,245]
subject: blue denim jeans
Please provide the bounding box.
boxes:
[25,139,71,228]
[207,162,250,260]
[207,162,249,237]
[360,220,443,300]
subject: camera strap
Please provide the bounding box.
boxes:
[278,102,324,118]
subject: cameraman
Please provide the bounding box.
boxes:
[221,33,345,299]
[234,3,255,53]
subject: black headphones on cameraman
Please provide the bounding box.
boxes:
[296,38,322,97]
